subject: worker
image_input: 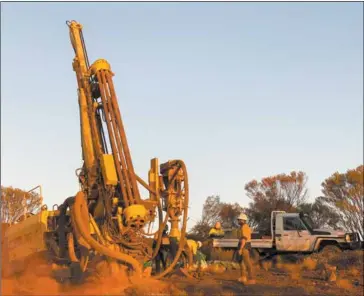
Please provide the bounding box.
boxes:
[186,239,202,262]
[209,221,225,238]
[153,224,169,273]
[235,213,255,285]
[186,239,203,270]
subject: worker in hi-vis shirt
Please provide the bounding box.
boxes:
[208,221,225,238]
[186,239,202,262]
[235,213,255,285]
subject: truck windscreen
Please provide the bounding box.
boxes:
[301,214,316,230]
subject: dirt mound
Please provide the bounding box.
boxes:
[1,250,188,296]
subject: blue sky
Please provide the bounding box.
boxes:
[1,3,363,229]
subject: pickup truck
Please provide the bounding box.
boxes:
[204,211,361,261]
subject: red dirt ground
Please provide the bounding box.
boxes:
[1,251,363,296]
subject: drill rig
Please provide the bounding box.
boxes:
[2,20,189,279]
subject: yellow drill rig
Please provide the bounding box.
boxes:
[2,20,190,280]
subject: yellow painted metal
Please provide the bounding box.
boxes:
[123,204,147,222]
[100,154,118,186]
[148,158,159,200]
[117,207,124,232]
[68,21,88,76]
[169,227,181,240]
[79,88,96,172]
[90,59,111,75]
[4,210,54,262]
[3,209,97,264]
[68,20,98,186]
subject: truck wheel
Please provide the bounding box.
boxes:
[320,245,342,257]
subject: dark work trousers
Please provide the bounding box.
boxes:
[169,237,178,260]
[153,240,167,274]
[155,248,167,273]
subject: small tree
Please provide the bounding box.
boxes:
[189,195,221,239]
[219,202,244,228]
[189,195,245,238]
[245,171,308,230]
[320,165,363,239]
[1,186,42,224]
[188,221,211,240]
[298,197,340,229]
[200,195,222,226]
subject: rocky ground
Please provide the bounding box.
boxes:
[2,250,363,295]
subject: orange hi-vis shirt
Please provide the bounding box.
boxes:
[239,224,252,242]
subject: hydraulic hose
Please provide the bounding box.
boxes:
[67,233,79,262]
[152,160,189,280]
[67,232,89,272]
[142,202,164,237]
[71,191,143,276]
[58,196,76,258]
[70,159,188,279]
[151,207,170,259]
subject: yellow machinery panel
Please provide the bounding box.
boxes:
[3,209,95,266]
[4,210,54,263]
[100,154,118,186]
[123,204,147,227]
[148,158,159,200]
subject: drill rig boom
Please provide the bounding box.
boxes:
[65,20,189,277]
[1,21,190,279]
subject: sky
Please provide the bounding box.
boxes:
[1,2,363,230]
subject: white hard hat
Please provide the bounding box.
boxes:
[238,213,247,220]
[197,241,202,248]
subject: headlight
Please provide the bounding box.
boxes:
[345,234,351,242]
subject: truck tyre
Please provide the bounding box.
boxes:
[320,245,342,257]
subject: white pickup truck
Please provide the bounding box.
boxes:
[205,211,361,261]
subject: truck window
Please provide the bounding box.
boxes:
[283,217,307,231]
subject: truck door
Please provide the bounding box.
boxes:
[275,216,312,252]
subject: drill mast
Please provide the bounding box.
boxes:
[68,21,140,209]
[65,20,189,276]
